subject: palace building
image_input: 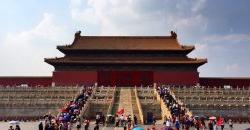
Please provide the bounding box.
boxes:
[0,31,250,87]
[44,31,207,86]
[0,30,249,124]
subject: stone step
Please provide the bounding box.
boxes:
[130,89,142,123]
[110,89,120,116]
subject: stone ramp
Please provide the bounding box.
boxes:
[118,88,133,116]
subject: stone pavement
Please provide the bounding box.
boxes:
[1,121,250,130]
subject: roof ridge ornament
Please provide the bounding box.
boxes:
[73,30,81,43]
[75,30,81,38]
[170,31,177,39]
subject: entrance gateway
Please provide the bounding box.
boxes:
[45,31,207,86]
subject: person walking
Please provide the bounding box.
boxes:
[39,122,43,130]
[208,120,213,130]
[94,124,99,130]
[228,119,233,130]
[175,119,180,130]
[59,123,64,130]
[220,118,224,130]
[67,122,72,130]
[15,125,21,130]
[8,126,14,130]
[76,120,81,130]
[84,119,90,130]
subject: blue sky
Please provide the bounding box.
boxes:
[0,0,250,77]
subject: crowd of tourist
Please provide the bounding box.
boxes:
[113,114,138,130]
[157,86,233,130]
[38,86,93,130]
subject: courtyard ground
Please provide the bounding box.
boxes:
[0,121,249,130]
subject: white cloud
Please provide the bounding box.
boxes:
[0,13,68,76]
[4,13,64,46]
[192,0,206,12]
[69,0,208,36]
[202,34,250,43]
[195,43,208,52]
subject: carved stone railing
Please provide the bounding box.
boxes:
[105,87,116,124]
[134,87,144,124]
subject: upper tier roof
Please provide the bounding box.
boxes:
[45,31,207,68]
[58,34,194,51]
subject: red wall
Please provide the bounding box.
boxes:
[98,71,153,86]
[1,73,249,87]
[0,77,52,87]
[52,71,97,86]
[199,77,250,87]
[53,71,199,86]
[154,71,199,86]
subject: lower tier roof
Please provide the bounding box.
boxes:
[45,57,207,66]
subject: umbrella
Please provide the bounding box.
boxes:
[60,108,67,113]
[199,115,208,120]
[9,121,20,125]
[209,116,216,120]
[133,126,144,130]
